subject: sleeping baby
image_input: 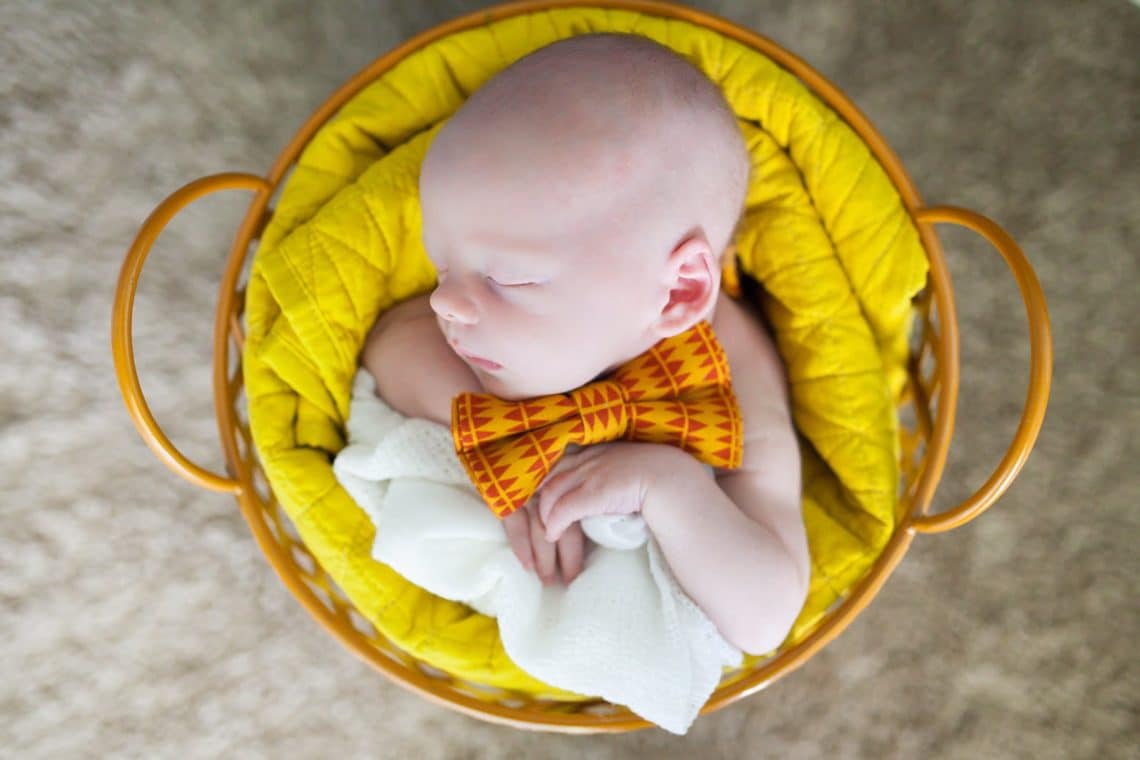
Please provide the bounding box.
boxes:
[359,33,809,659]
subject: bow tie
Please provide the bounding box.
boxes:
[451,321,743,518]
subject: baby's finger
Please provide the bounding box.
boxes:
[502,510,534,572]
[529,508,557,585]
[540,445,605,487]
[544,480,594,541]
[556,521,586,585]
[538,460,598,526]
[537,472,574,528]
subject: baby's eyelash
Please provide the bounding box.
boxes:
[487,276,538,288]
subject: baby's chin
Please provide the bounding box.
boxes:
[474,369,633,403]
[476,369,598,401]
[476,373,550,401]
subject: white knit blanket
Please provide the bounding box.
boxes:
[333,371,741,734]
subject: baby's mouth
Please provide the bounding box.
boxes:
[452,341,503,371]
[461,352,503,371]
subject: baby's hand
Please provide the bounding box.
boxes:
[537,442,677,542]
[503,500,586,586]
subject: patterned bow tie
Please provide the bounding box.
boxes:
[451,321,743,518]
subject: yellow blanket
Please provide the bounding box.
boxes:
[244,8,928,697]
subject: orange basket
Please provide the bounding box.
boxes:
[111,0,1052,733]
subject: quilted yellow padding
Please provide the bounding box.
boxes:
[245,8,928,697]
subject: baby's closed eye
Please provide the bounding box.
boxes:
[487,275,543,288]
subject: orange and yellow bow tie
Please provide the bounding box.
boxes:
[451,321,744,518]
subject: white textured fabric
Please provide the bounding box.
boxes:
[333,371,741,734]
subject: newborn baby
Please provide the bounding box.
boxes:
[362,33,809,654]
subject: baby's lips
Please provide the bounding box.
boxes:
[456,346,503,371]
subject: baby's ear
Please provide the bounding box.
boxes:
[654,233,719,337]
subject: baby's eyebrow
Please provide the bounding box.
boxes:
[428,231,561,274]
[469,236,539,256]
[469,239,557,266]
[489,248,544,265]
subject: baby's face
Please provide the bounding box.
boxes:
[420,135,670,400]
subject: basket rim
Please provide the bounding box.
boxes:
[211,0,960,733]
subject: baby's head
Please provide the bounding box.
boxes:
[420,33,751,400]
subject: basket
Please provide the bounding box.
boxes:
[112,0,1052,734]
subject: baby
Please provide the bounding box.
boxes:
[362,34,809,654]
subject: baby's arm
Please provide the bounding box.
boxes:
[539,294,809,654]
[540,437,806,654]
[650,294,808,653]
[360,293,482,425]
[641,425,806,655]
[656,295,809,652]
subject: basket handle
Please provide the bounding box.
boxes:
[112,173,271,494]
[909,206,1053,534]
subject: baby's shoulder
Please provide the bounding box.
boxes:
[710,293,801,490]
[362,294,439,372]
[709,293,790,416]
[362,294,481,424]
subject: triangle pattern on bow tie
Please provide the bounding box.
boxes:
[451,321,743,518]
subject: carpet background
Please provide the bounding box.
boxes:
[2,1,1136,757]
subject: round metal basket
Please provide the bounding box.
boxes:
[112,0,1052,733]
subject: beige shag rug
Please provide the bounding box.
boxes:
[2,1,1137,757]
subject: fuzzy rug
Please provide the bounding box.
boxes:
[2,1,1137,757]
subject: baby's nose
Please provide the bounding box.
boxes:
[430,281,478,325]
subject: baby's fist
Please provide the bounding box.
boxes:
[538,442,675,541]
[502,501,586,585]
